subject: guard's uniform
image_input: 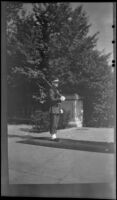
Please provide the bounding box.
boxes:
[49,88,61,135]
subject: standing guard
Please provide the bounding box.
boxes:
[49,78,65,140]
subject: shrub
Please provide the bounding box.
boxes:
[31,109,71,132]
[31,110,50,131]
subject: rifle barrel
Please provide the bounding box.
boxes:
[41,76,62,97]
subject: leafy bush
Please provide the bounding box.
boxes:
[31,110,50,131]
[31,109,71,132]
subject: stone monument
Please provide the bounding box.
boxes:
[61,93,83,127]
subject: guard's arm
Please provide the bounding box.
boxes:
[49,89,61,105]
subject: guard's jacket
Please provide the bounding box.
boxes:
[49,88,61,114]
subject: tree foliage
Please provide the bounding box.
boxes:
[7,2,114,127]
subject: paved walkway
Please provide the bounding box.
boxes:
[8,125,115,197]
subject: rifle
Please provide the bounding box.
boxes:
[40,75,62,97]
[33,73,62,103]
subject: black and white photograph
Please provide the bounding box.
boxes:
[1,1,116,198]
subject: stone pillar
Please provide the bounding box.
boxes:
[61,93,83,128]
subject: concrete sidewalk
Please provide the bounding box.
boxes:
[8,124,114,142]
[8,124,115,197]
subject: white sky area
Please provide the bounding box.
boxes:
[23,2,113,65]
[71,3,113,64]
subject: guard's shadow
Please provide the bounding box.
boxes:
[16,136,114,154]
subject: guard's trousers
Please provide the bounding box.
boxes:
[50,114,59,135]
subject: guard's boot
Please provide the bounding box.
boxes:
[51,134,57,140]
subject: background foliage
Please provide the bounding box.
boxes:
[7,2,114,127]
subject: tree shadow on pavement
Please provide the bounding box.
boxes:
[16,136,115,154]
[20,128,46,133]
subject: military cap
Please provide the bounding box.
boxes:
[52,78,59,83]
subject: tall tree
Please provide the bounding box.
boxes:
[7,2,114,126]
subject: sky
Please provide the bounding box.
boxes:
[23,2,113,64]
[71,3,113,64]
